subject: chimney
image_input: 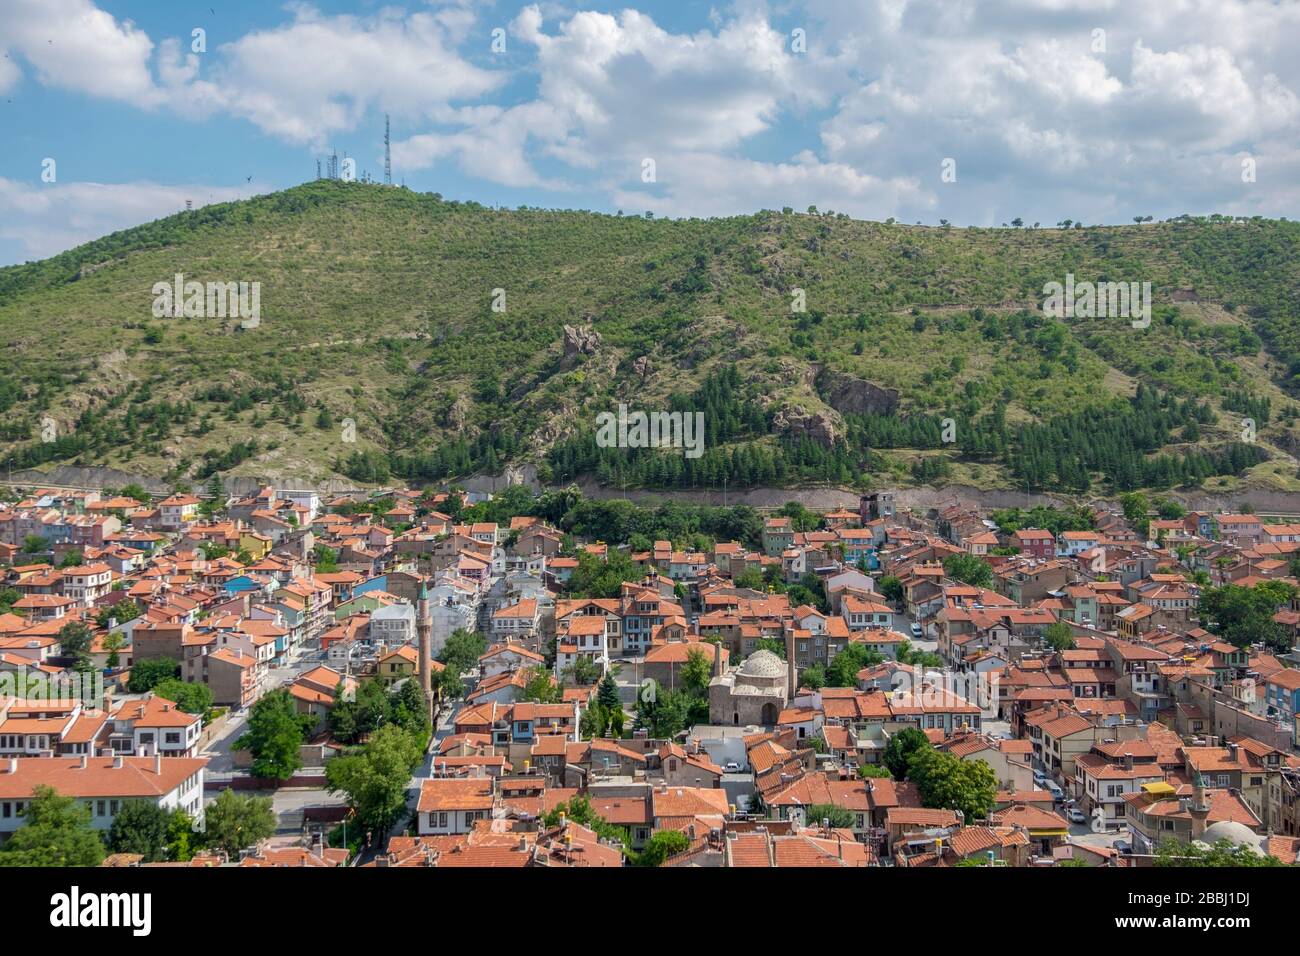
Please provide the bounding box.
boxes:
[113,755,124,769]
[5,757,17,773]
[712,640,724,678]
[155,751,163,775]
[79,754,88,769]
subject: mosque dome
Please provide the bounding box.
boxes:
[1197,821,1264,854]
[738,649,785,679]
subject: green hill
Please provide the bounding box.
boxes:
[2,181,1299,495]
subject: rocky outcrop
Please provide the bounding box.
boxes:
[445,396,471,432]
[814,365,899,416]
[560,324,601,369]
[773,406,839,447]
[632,355,652,379]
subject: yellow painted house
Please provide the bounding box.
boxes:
[239,530,273,561]
[378,645,420,686]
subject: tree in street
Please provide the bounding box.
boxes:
[0,786,105,867]
[235,689,315,781]
[202,790,275,856]
[326,725,425,837]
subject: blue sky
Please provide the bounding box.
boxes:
[2,0,1298,265]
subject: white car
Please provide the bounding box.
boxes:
[1066,808,1087,824]
[722,761,742,774]
[910,623,923,638]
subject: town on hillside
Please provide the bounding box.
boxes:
[1,483,1297,870]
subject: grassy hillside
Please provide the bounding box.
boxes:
[1,181,1298,494]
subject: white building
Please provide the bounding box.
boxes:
[59,563,113,608]
[369,602,416,646]
[108,695,204,758]
[416,777,494,836]
[0,754,207,836]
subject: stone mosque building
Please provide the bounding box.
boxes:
[708,647,791,727]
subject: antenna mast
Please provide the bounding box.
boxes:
[384,113,392,185]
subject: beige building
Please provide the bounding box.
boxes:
[708,649,789,727]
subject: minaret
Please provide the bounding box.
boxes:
[417,580,434,724]
[785,630,797,701]
[1189,771,1211,840]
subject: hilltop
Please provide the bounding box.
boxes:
[2,181,1299,496]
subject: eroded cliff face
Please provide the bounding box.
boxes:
[813,365,900,416]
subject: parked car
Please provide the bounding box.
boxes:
[722,761,742,774]
[1114,840,1133,854]
[1067,808,1087,824]
[910,623,923,638]
[1033,770,1048,785]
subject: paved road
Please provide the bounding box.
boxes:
[980,718,1012,738]
[201,711,248,773]
[1068,823,1130,853]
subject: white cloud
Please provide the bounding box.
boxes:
[1,1,505,150]
[391,4,884,211]
[394,101,570,188]
[0,177,258,261]
[517,5,821,155]
[805,0,1300,224]
[0,0,160,105]
[174,6,504,147]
